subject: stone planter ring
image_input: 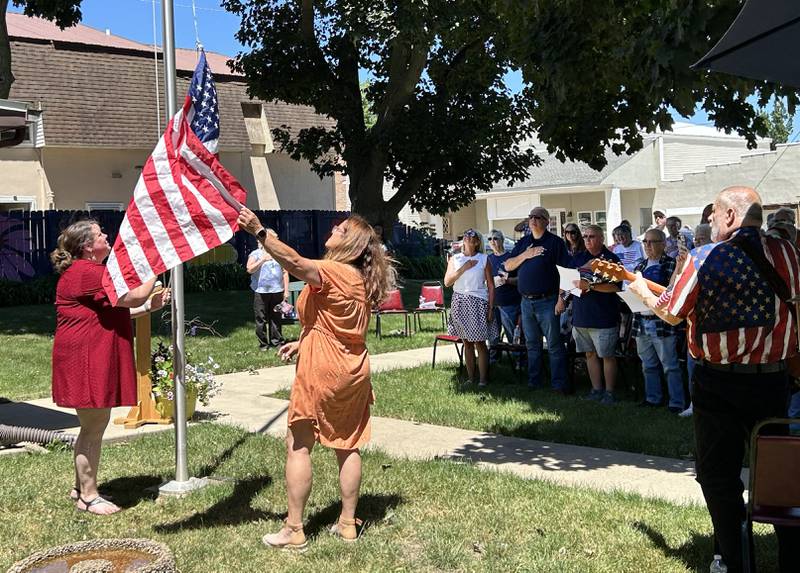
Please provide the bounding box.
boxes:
[6,538,176,573]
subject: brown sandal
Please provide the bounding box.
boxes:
[262,520,307,552]
[329,517,363,542]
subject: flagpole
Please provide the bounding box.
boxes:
[159,0,207,496]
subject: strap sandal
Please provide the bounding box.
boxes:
[262,520,307,552]
[69,488,114,502]
[76,495,121,515]
[329,517,363,542]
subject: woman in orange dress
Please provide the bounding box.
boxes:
[237,208,395,551]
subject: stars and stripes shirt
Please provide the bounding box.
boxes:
[664,227,800,364]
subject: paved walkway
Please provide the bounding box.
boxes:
[0,345,710,506]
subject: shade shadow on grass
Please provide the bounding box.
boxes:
[98,474,162,508]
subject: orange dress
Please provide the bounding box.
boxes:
[289,260,373,449]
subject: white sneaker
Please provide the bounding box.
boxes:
[678,404,693,417]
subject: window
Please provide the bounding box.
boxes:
[594,211,607,233]
[442,216,451,236]
[577,211,592,228]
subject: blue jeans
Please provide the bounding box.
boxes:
[489,304,520,360]
[687,355,699,399]
[635,324,685,408]
[520,295,567,389]
[790,391,800,433]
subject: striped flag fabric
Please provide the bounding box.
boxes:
[102,51,246,305]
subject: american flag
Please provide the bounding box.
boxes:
[102,51,246,304]
[668,227,800,364]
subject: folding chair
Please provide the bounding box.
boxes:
[431,334,464,375]
[413,281,447,332]
[373,289,410,339]
[741,417,800,573]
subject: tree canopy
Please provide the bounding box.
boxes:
[759,97,795,150]
[223,1,799,227]
[0,0,83,98]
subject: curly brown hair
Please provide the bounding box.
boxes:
[50,219,99,274]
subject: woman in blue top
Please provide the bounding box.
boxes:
[247,228,289,350]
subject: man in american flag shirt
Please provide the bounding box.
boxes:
[628,186,800,573]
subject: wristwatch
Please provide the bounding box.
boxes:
[256,228,267,241]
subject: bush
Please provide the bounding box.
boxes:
[184,262,250,293]
[0,275,58,307]
[394,255,446,280]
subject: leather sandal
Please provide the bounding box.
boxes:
[76,495,121,515]
[329,517,362,542]
[262,520,307,552]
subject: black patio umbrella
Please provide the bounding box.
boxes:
[692,0,800,87]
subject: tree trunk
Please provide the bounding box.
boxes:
[0,0,13,99]
[346,149,397,233]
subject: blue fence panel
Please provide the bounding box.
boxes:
[0,209,445,282]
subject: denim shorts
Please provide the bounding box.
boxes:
[573,326,619,358]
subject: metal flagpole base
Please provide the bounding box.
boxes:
[158,476,211,497]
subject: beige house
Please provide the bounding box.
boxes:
[436,123,799,242]
[1,13,346,213]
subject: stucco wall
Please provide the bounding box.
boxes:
[655,144,800,216]
[266,153,334,210]
[0,146,48,209]
[0,146,335,211]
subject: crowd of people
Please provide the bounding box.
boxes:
[446,203,800,418]
[46,190,799,570]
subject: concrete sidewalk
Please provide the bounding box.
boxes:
[0,345,707,506]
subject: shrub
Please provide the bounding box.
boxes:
[0,275,58,307]
[394,255,447,280]
[184,262,250,293]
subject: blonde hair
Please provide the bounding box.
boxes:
[50,219,99,274]
[325,215,397,307]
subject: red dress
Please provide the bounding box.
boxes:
[51,259,137,409]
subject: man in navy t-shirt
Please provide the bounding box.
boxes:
[564,225,622,404]
[504,207,571,391]
[487,229,521,364]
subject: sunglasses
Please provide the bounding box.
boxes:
[642,239,663,244]
[565,229,579,235]
[530,214,548,222]
[490,236,503,241]
[582,234,599,239]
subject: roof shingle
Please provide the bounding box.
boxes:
[7,14,335,150]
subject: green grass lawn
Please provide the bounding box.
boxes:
[0,423,779,572]
[0,281,448,402]
[273,363,694,459]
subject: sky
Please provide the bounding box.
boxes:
[9,0,800,140]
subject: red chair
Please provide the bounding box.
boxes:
[373,289,410,339]
[741,418,800,572]
[413,281,447,332]
[431,334,464,375]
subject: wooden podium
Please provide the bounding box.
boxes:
[113,311,171,429]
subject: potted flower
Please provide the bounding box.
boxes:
[151,342,222,421]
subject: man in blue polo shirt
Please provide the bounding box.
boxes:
[567,225,622,404]
[504,207,570,391]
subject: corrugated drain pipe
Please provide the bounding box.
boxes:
[0,424,76,448]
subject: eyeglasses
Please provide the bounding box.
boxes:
[642,239,663,244]
[582,234,599,239]
[565,229,579,235]
[490,236,503,241]
[530,214,548,222]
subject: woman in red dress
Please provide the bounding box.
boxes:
[51,220,169,515]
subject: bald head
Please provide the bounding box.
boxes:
[710,186,763,242]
